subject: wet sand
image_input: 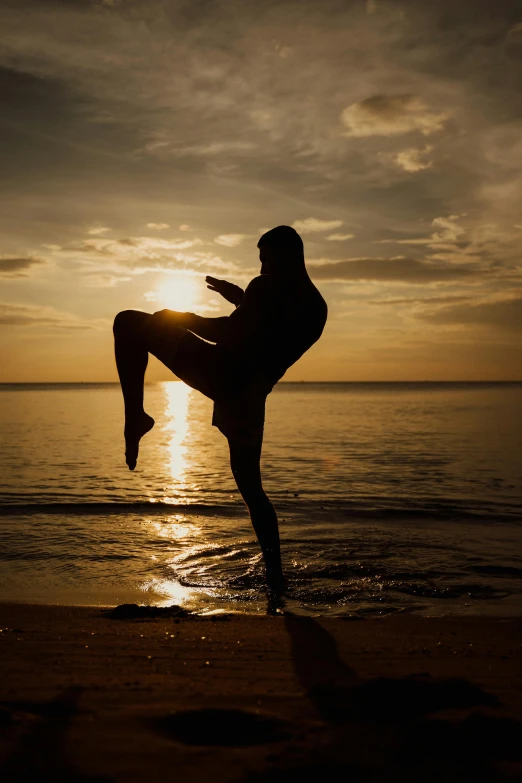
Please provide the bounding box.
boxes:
[0,603,521,782]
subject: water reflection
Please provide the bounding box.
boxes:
[150,514,197,540]
[141,576,199,608]
[143,384,205,606]
[162,381,191,502]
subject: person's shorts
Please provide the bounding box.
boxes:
[170,330,273,446]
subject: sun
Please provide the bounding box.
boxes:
[148,274,200,312]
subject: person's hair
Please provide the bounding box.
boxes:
[257,225,304,262]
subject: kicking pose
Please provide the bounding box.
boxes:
[113,225,327,592]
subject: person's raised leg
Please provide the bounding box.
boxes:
[228,438,284,593]
[114,308,208,469]
[113,310,156,470]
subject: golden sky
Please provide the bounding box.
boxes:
[1,0,522,381]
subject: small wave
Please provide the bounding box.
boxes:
[0,501,244,518]
[386,581,510,601]
[162,538,518,611]
[284,576,511,606]
[0,498,521,524]
[0,551,137,562]
[468,565,522,579]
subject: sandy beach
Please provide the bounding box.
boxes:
[1,604,521,782]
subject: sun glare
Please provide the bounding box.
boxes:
[153,274,200,311]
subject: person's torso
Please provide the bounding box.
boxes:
[224,274,328,385]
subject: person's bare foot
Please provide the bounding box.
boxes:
[266,574,287,614]
[124,412,155,470]
[266,570,287,595]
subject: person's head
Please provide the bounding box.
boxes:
[257,225,305,276]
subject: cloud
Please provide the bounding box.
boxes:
[87,226,110,236]
[44,230,234,277]
[327,233,354,241]
[389,145,434,173]
[292,218,344,234]
[508,22,522,40]
[431,215,466,243]
[0,303,95,329]
[146,223,170,230]
[308,256,488,283]
[123,248,232,274]
[214,233,249,247]
[81,272,132,288]
[0,255,46,277]
[377,215,466,248]
[341,95,449,138]
[179,225,191,231]
[144,140,257,158]
[421,295,522,331]
[370,295,473,306]
[59,236,203,256]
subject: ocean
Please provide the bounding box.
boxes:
[1,381,521,616]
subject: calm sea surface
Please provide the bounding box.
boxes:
[0,382,521,616]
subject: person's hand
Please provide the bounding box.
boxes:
[205,276,244,307]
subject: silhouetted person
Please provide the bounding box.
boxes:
[113,226,327,592]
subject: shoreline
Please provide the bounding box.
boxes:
[1,603,521,781]
[1,597,522,618]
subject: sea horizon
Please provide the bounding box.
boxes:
[1,379,522,386]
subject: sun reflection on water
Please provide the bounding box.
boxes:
[162,381,192,502]
[150,514,196,540]
[140,577,199,608]
[139,383,209,608]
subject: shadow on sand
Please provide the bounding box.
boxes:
[143,613,521,781]
[0,688,110,783]
[242,614,521,782]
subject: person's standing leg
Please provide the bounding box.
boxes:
[228,438,284,591]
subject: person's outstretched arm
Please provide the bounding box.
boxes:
[153,274,270,344]
[205,276,245,307]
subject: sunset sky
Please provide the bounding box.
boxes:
[2,0,522,381]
